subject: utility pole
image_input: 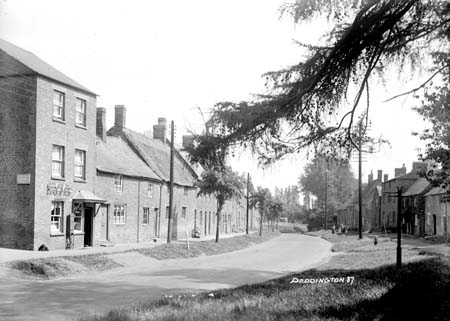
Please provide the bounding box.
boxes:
[324,169,328,231]
[246,173,250,235]
[396,186,402,268]
[167,120,175,244]
[358,122,363,240]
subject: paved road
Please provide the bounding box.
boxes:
[0,234,331,321]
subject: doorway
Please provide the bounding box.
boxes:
[84,207,93,247]
[433,214,437,235]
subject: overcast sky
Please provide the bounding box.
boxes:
[0,0,430,194]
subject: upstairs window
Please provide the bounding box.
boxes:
[148,183,153,198]
[182,206,187,219]
[75,98,87,127]
[114,175,123,192]
[53,90,65,121]
[184,187,188,197]
[52,145,65,178]
[74,149,86,180]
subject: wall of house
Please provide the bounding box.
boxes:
[424,195,450,236]
[0,73,37,250]
[95,172,162,244]
[33,77,97,250]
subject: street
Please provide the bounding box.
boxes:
[0,234,331,321]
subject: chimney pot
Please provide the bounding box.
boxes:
[96,107,106,141]
[114,105,126,130]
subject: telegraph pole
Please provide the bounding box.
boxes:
[396,186,402,268]
[358,122,363,239]
[167,120,175,243]
[246,173,250,235]
[324,169,328,231]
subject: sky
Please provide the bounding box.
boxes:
[0,0,431,194]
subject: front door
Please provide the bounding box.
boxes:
[433,214,437,235]
[84,207,93,247]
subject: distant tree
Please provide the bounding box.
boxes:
[250,187,272,236]
[299,156,357,225]
[197,167,244,242]
[267,199,284,231]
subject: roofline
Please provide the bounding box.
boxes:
[96,168,162,183]
[37,74,97,96]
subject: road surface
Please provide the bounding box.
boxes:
[0,233,331,321]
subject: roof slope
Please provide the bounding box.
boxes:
[425,186,447,197]
[0,38,95,95]
[403,178,431,197]
[121,129,197,187]
[96,136,160,181]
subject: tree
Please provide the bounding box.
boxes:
[299,155,357,227]
[250,186,272,236]
[196,167,244,242]
[267,199,284,231]
[190,0,450,165]
[413,58,450,186]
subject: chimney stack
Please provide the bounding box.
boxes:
[377,170,382,182]
[153,117,167,142]
[384,174,389,182]
[96,107,106,141]
[368,170,374,184]
[114,105,126,130]
[182,135,195,149]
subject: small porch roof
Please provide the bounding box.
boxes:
[72,190,106,203]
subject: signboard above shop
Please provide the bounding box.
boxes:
[47,182,73,197]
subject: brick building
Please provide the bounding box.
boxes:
[0,38,101,250]
[0,39,257,250]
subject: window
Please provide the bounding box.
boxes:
[52,145,65,178]
[148,183,153,198]
[51,201,63,233]
[143,207,150,225]
[426,214,431,225]
[200,211,203,224]
[74,149,86,180]
[181,207,187,219]
[165,206,170,219]
[114,175,123,192]
[53,90,65,120]
[74,209,82,233]
[113,204,126,224]
[184,187,188,197]
[75,98,87,127]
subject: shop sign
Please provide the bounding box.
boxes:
[47,182,73,196]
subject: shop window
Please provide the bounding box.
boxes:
[51,201,64,233]
[113,204,126,224]
[143,207,150,225]
[74,209,82,233]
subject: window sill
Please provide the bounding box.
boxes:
[113,223,126,225]
[51,176,65,181]
[50,232,64,237]
[74,178,87,183]
[75,124,87,130]
[73,231,85,235]
[52,117,66,124]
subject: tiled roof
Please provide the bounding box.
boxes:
[0,38,95,95]
[96,136,160,180]
[121,128,198,187]
[425,186,447,197]
[403,178,431,196]
[385,171,419,183]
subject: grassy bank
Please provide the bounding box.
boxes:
[77,232,450,321]
[137,231,280,260]
[8,254,121,279]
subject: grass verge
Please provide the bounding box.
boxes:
[77,232,450,321]
[8,254,121,279]
[137,231,280,260]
